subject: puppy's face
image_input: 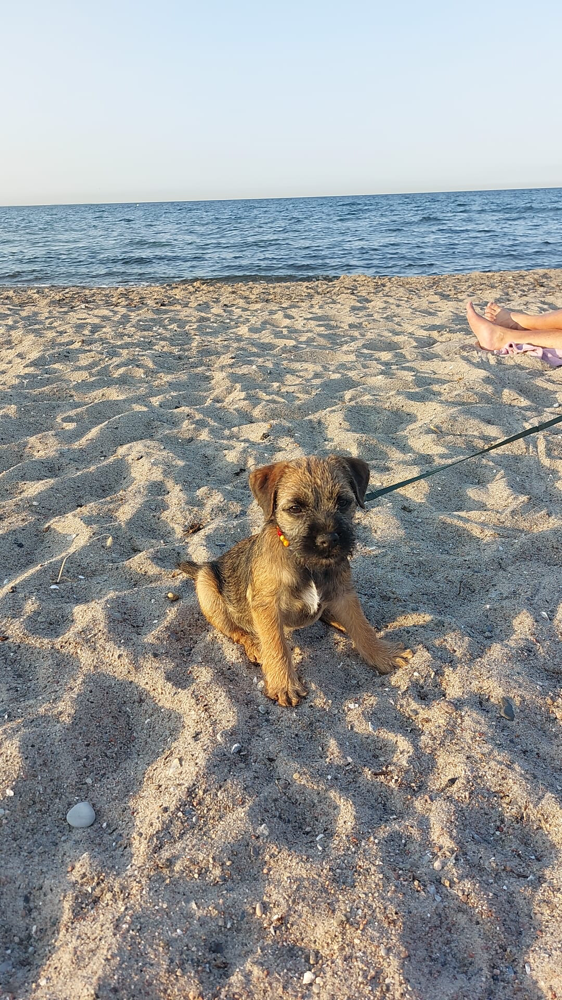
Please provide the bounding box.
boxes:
[249,455,370,567]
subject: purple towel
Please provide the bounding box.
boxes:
[495,342,562,368]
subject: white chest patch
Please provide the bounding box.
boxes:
[301,581,320,615]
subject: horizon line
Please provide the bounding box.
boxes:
[1,183,561,211]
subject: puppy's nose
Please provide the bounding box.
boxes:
[316,531,339,550]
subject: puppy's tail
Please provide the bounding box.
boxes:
[178,560,200,580]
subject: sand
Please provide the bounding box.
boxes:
[1,270,561,1000]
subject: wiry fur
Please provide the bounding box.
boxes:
[180,455,411,706]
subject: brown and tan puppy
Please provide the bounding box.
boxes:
[180,455,411,706]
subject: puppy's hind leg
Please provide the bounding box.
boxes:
[320,611,347,634]
[194,565,261,663]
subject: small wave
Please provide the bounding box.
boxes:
[108,255,158,266]
[177,273,337,285]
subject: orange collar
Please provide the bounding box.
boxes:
[276,526,290,547]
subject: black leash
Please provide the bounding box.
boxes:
[364,411,562,504]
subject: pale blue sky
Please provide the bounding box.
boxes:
[2,0,561,205]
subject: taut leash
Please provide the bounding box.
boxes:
[364,412,562,504]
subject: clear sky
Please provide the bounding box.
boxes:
[2,0,561,206]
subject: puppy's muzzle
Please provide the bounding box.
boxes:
[315,530,340,554]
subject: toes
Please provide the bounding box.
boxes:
[370,642,412,673]
[288,682,307,705]
[268,688,299,707]
[389,645,413,669]
[241,639,261,663]
[265,684,286,705]
[265,678,307,706]
[289,690,306,705]
[394,648,413,668]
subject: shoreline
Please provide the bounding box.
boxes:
[1,265,562,293]
[1,268,561,999]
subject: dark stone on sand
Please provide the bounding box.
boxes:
[500,697,515,721]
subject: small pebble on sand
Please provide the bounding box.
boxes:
[255,902,264,917]
[500,697,515,721]
[303,970,315,985]
[66,802,96,828]
[167,592,180,601]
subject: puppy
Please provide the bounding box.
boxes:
[180,455,411,706]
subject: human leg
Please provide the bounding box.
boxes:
[468,301,562,351]
[485,301,562,332]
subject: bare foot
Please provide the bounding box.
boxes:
[484,301,524,330]
[466,302,513,351]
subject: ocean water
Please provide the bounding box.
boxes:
[1,187,561,286]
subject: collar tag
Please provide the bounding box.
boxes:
[276,526,290,547]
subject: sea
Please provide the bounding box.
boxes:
[0,187,561,286]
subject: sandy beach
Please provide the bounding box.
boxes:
[1,269,562,1000]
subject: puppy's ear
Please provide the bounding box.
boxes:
[249,462,289,519]
[334,456,370,509]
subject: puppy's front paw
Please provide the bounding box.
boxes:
[365,640,413,674]
[265,675,308,707]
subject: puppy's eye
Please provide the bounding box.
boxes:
[287,504,304,515]
[337,495,353,511]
